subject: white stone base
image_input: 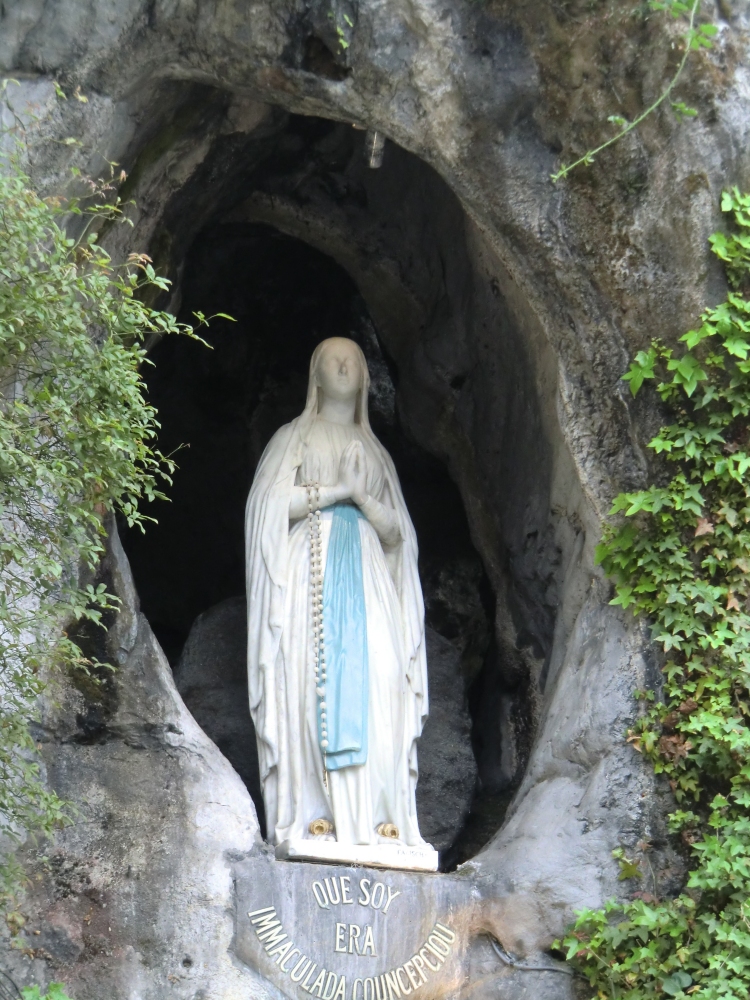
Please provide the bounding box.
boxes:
[275,839,439,872]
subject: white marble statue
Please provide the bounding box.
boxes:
[245,338,431,861]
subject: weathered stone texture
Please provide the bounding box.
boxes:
[1,1,748,997]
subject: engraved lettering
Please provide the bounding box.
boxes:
[423,940,445,964]
[291,957,312,982]
[361,925,376,956]
[419,947,440,972]
[427,934,450,957]
[335,923,347,953]
[419,948,440,972]
[248,905,454,996]
[268,940,292,962]
[395,968,411,995]
[324,878,341,905]
[340,876,353,904]
[384,970,401,1000]
[309,968,327,997]
[323,972,338,1000]
[302,962,318,990]
[411,954,428,984]
[381,887,401,915]
[260,925,287,949]
[434,923,456,943]
[313,882,330,909]
[358,879,371,906]
[255,920,282,941]
[280,947,301,973]
[403,962,419,990]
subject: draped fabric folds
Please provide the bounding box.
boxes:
[321,503,368,770]
[244,342,428,847]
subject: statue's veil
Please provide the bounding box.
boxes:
[296,337,373,436]
[244,338,427,830]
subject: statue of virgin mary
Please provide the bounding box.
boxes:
[245,337,432,861]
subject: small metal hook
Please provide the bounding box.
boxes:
[0,970,23,1000]
[489,936,576,977]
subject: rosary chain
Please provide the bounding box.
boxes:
[306,483,329,792]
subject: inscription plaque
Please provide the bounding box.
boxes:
[234,853,473,1000]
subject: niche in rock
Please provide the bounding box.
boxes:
[119,106,555,867]
[121,224,492,856]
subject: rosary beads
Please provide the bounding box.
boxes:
[306,483,329,786]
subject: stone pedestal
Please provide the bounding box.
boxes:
[276,840,440,872]
[234,851,472,1000]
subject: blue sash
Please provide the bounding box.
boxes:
[319,503,368,770]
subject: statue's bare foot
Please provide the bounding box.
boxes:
[308,818,335,840]
[376,823,403,844]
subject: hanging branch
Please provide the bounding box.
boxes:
[552,0,716,183]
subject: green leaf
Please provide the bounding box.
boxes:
[622,348,658,396]
[681,323,714,349]
[672,100,698,119]
[666,352,708,396]
[662,971,693,995]
[617,858,642,880]
[46,985,76,1000]
[723,336,750,359]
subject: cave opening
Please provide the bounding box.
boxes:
[120,102,548,867]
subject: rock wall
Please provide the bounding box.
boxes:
[1,1,749,998]
[2,529,272,1000]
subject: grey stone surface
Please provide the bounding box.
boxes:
[0,1,747,998]
[173,595,264,825]
[415,628,477,854]
[1,527,272,1000]
[174,596,476,853]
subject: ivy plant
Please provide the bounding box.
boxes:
[0,143,213,899]
[557,189,750,996]
[21,986,74,1000]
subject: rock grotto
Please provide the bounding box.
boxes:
[1,1,749,998]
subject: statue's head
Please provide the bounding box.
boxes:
[312,337,366,404]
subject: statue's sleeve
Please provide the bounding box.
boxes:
[377,448,429,738]
[360,490,401,548]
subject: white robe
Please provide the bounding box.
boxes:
[245,389,428,848]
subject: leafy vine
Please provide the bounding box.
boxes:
[557,189,750,996]
[0,123,217,902]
